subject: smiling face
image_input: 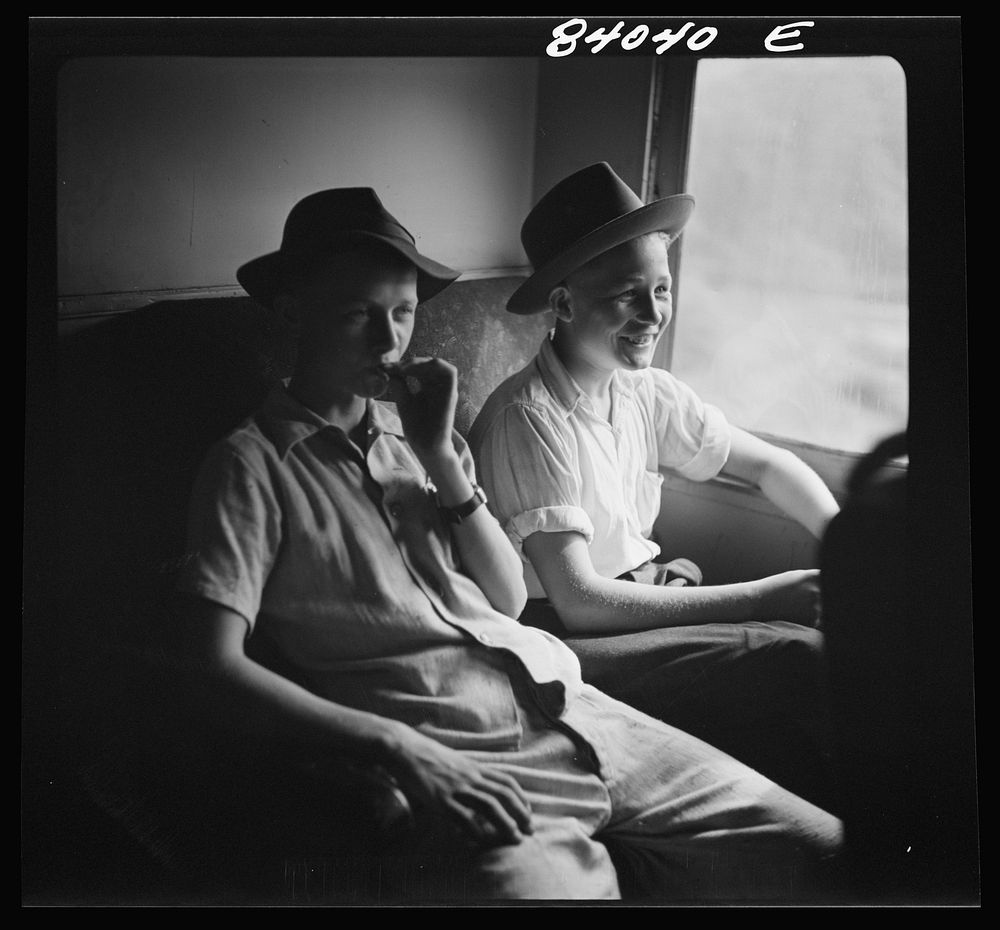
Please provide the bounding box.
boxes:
[552,233,674,378]
[278,246,419,403]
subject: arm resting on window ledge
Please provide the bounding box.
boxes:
[721,427,840,540]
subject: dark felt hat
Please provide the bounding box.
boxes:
[237,188,460,309]
[507,162,695,315]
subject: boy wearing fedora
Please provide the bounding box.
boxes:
[470,163,842,806]
[171,186,841,902]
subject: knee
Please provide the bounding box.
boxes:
[764,788,845,860]
[801,807,844,859]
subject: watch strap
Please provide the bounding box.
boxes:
[440,484,487,524]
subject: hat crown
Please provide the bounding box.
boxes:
[521,163,646,271]
[280,187,415,259]
[236,186,459,309]
[506,162,693,315]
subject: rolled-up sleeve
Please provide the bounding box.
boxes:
[650,369,732,481]
[474,404,595,555]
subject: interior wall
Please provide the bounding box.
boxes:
[56,56,540,302]
[531,57,654,203]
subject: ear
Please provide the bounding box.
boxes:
[548,284,574,323]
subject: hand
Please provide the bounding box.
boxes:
[753,569,824,628]
[389,356,459,464]
[384,725,533,849]
[661,557,703,588]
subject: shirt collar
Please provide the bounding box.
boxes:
[260,384,405,459]
[536,332,637,419]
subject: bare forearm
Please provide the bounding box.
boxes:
[757,448,840,539]
[724,431,839,540]
[525,531,821,634]
[423,451,527,618]
[553,574,766,633]
[452,512,528,617]
[394,358,525,616]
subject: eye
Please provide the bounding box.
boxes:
[616,288,638,302]
[655,285,672,298]
[393,305,416,320]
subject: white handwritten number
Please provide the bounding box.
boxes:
[650,22,693,52]
[585,21,625,54]
[685,26,718,51]
[545,18,804,57]
[546,18,588,57]
[620,24,649,50]
[651,22,718,53]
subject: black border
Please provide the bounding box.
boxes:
[26,16,972,907]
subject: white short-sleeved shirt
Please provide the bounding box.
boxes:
[469,334,732,599]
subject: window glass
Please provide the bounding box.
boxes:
[669,57,908,454]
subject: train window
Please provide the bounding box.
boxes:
[668,57,908,455]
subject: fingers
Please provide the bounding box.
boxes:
[392,722,534,849]
[450,792,525,847]
[759,569,825,625]
[786,568,822,627]
[480,767,534,834]
[392,357,459,457]
[397,355,457,388]
[447,768,534,848]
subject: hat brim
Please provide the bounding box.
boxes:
[507,194,695,315]
[237,231,460,309]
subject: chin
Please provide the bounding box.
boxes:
[617,350,654,371]
[353,370,392,399]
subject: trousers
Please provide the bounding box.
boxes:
[518,560,836,810]
[385,668,843,902]
[222,656,842,904]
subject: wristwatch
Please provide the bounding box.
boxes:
[439,484,488,524]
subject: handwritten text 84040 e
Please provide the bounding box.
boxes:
[545,19,815,58]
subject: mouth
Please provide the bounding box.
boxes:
[374,361,405,381]
[619,332,657,347]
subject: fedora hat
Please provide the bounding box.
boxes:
[237,188,460,309]
[507,162,695,315]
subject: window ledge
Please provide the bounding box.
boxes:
[662,431,906,515]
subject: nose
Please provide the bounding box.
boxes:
[368,309,401,354]
[635,291,666,327]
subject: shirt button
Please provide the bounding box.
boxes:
[389,504,402,518]
[478,633,492,645]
